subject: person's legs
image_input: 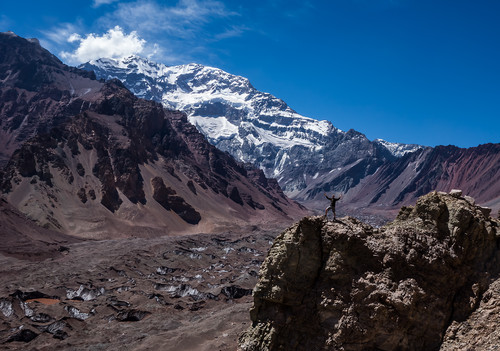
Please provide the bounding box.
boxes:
[325,206,331,218]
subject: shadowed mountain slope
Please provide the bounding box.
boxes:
[0,32,307,238]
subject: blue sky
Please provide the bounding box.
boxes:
[1,0,499,147]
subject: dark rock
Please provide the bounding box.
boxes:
[37,319,70,340]
[166,165,182,182]
[7,328,38,343]
[241,193,265,210]
[148,294,171,306]
[239,192,500,351]
[116,309,151,322]
[229,186,244,206]
[10,290,51,301]
[221,286,253,299]
[151,176,201,224]
[76,162,85,176]
[189,301,206,311]
[108,299,130,307]
[77,188,87,204]
[53,329,69,340]
[156,266,177,275]
[30,312,54,323]
[479,206,492,217]
[187,180,197,195]
[112,148,146,205]
[58,246,69,253]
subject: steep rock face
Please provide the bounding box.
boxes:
[239,191,500,350]
[0,32,101,167]
[80,56,419,201]
[440,277,500,350]
[151,176,201,224]
[0,33,307,237]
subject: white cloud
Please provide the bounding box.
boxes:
[41,0,246,66]
[67,33,82,43]
[41,23,81,45]
[214,25,249,40]
[60,26,146,64]
[99,0,237,38]
[92,0,119,7]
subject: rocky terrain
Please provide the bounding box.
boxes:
[2,32,500,351]
[0,223,279,350]
[0,32,99,167]
[239,190,500,350]
[80,56,500,223]
[0,32,306,237]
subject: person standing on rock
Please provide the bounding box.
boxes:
[324,193,342,220]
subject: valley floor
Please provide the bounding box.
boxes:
[0,227,279,350]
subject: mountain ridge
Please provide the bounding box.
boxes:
[80,55,500,222]
[0,32,306,238]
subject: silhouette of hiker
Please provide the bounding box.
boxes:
[324,193,342,220]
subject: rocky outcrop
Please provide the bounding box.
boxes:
[151,176,201,224]
[239,191,500,350]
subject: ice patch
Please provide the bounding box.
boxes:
[374,139,422,157]
[190,116,238,141]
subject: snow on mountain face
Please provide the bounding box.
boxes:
[81,56,341,178]
[79,56,419,201]
[82,56,335,149]
[373,139,422,157]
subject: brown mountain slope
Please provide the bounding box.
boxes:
[0,198,80,260]
[299,144,500,223]
[0,33,307,238]
[0,31,101,167]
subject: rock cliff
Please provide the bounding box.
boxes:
[239,191,500,350]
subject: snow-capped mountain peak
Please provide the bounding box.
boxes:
[81,56,338,152]
[80,55,420,200]
[373,139,423,157]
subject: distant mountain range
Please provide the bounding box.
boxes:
[0,32,306,237]
[80,56,500,222]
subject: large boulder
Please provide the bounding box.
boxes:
[239,191,500,350]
